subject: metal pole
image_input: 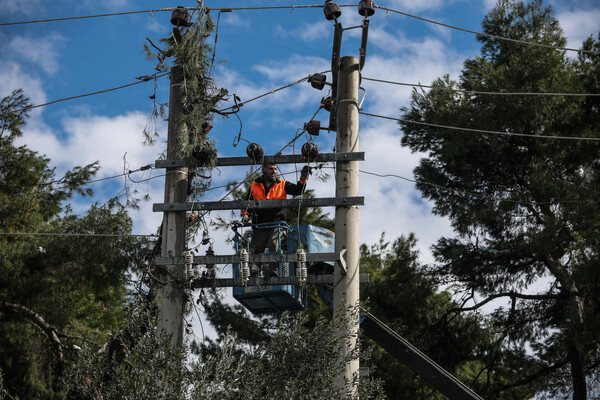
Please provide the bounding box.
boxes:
[334,56,360,396]
[157,65,188,349]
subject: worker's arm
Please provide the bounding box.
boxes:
[286,166,310,196]
[242,182,256,218]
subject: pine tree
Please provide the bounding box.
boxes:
[400,1,600,398]
[0,90,148,399]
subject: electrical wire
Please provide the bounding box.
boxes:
[359,111,600,142]
[9,73,169,113]
[362,76,600,97]
[376,5,600,56]
[358,169,599,206]
[0,232,160,238]
[217,71,330,113]
[3,3,596,56]
[0,5,347,27]
[0,7,196,26]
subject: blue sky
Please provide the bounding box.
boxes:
[1,0,599,269]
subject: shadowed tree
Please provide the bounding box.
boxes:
[0,90,148,399]
[400,1,600,398]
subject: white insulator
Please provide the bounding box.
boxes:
[297,249,307,286]
[282,262,290,277]
[239,248,249,286]
[184,251,194,281]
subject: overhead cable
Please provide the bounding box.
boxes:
[0,7,194,26]
[10,73,169,113]
[3,4,596,56]
[0,232,160,238]
[376,6,599,56]
[0,5,343,27]
[359,111,600,142]
[218,71,330,113]
[359,169,597,206]
[362,76,600,97]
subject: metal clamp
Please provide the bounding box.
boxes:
[339,248,347,275]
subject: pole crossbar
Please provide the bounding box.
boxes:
[152,196,364,212]
[190,274,370,288]
[154,152,365,168]
[155,252,339,266]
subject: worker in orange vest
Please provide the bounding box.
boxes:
[242,163,310,276]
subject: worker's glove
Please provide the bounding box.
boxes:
[242,214,250,225]
[300,166,311,180]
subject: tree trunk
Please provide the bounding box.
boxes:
[567,292,587,400]
[568,344,587,400]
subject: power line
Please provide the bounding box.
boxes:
[362,76,600,97]
[0,232,160,238]
[3,3,596,57]
[41,164,156,189]
[10,73,169,113]
[217,71,330,113]
[359,169,597,206]
[0,5,335,27]
[0,7,196,26]
[376,5,599,56]
[359,111,600,142]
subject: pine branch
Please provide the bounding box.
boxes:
[0,301,65,363]
[450,291,564,313]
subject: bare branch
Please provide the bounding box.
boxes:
[498,358,568,392]
[0,301,65,362]
[145,37,167,56]
[451,291,563,313]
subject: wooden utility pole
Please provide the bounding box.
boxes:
[157,65,188,349]
[334,55,361,395]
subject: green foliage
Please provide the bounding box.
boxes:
[0,89,30,140]
[0,90,149,399]
[64,305,384,399]
[400,0,600,397]
[143,8,228,178]
[360,234,536,399]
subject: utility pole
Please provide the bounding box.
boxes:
[157,65,188,349]
[334,55,360,396]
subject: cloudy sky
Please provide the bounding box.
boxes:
[1,1,599,330]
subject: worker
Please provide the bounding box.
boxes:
[242,163,310,276]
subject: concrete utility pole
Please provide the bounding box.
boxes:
[157,65,188,349]
[334,55,361,395]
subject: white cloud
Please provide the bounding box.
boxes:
[7,33,66,75]
[144,16,165,34]
[219,12,251,30]
[58,112,162,175]
[362,40,464,118]
[0,0,45,15]
[482,0,498,11]
[252,54,329,82]
[557,9,600,50]
[16,111,167,234]
[386,0,449,13]
[215,54,330,126]
[0,61,47,112]
[275,22,330,43]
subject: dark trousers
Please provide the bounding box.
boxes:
[249,228,279,276]
[249,228,279,253]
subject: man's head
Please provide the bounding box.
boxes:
[262,163,277,182]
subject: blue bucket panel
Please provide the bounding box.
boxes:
[289,225,335,309]
[232,261,305,314]
[288,225,335,257]
[231,224,334,314]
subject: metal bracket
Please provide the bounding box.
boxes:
[339,248,347,275]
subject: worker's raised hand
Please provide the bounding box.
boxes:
[242,214,250,225]
[300,166,311,180]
